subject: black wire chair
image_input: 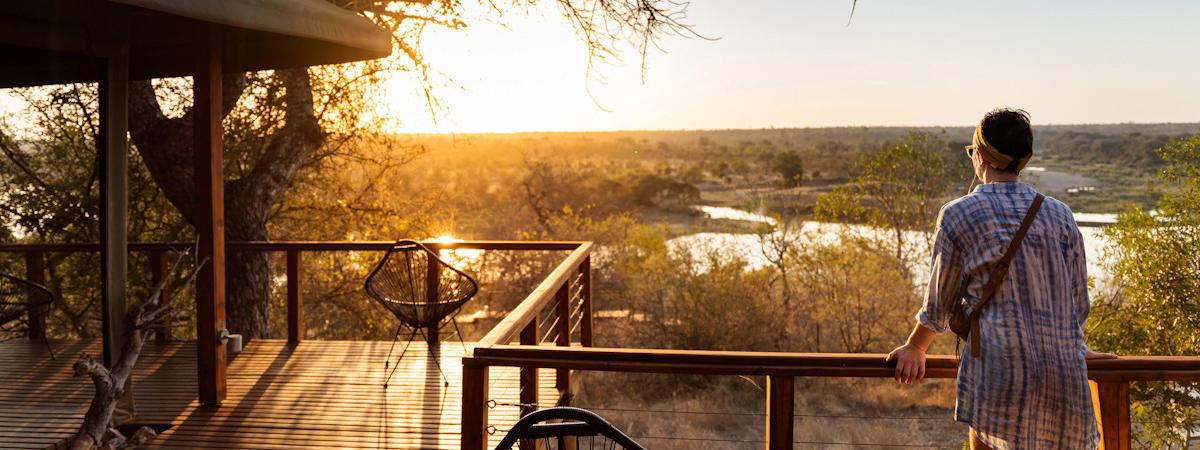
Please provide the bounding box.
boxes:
[496,407,647,450]
[0,273,56,359]
[364,240,479,387]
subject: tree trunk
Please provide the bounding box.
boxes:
[129,69,323,340]
[224,221,271,339]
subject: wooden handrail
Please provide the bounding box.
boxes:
[0,239,588,349]
[467,345,1200,380]
[0,240,585,252]
[475,242,593,347]
[464,344,1200,450]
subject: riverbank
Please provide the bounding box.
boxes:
[665,204,1114,293]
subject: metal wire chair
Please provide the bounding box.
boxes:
[0,272,56,359]
[496,407,646,450]
[364,240,479,387]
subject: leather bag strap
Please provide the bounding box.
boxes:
[969,193,1044,357]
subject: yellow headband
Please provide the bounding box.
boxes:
[972,125,1031,172]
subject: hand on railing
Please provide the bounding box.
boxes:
[886,343,927,385]
[1085,348,1118,360]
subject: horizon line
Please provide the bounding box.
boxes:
[390,121,1200,136]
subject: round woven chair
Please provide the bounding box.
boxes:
[364,240,478,386]
[0,273,56,359]
[496,407,646,450]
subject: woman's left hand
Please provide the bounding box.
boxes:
[1085,348,1118,360]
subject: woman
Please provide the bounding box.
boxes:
[886,108,1117,450]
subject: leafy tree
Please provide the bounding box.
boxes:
[772,150,805,187]
[794,236,914,353]
[1088,135,1200,448]
[813,132,966,265]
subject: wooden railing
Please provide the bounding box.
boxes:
[461,241,1200,450]
[5,240,1197,449]
[463,241,595,450]
[0,240,584,345]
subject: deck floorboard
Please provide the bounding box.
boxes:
[0,339,557,449]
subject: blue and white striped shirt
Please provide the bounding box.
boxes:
[917,182,1099,450]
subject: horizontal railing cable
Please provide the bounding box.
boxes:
[582,406,950,421]
[625,435,945,448]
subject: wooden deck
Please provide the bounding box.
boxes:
[0,339,557,449]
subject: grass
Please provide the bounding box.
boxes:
[575,372,967,449]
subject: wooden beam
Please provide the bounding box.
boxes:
[286,250,303,346]
[461,363,489,450]
[1091,380,1131,450]
[23,251,46,340]
[98,40,129,369]
[193,22,227,406]
[519,318,539,450]
[425,255,440,348]
[579,256,593,347]
[554,281,571,404]
[766,375,794,450]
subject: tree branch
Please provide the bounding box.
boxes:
[229,69,325,224]
[129,74,248,226]
[69,253,207,450]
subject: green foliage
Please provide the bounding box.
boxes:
[771,150,805,187]
[1089,135,1200,447]
[814,132,968,264]
[792,236,916,353]
[611,232,786,351]
[0,85,188,340]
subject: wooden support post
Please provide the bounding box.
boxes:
[555,282,571,404]
[461,363,489,450]
[425,257,440,348]
[579,256,593,347]
[286,250,303,346]
[98,40,129,369]
[193,22,227,406]
[23,251,46,340]
[1091,380,1131,450]
[149,250,172,342]
[519,318,539,450]
[766,375,794,450]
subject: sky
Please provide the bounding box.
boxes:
[380,0,1200,133]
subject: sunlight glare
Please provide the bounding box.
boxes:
[432,234,484,269]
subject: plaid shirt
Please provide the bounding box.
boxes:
[917,182,1099,450]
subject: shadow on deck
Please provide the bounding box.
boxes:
[0,339,555,449]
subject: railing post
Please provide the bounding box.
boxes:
[286,250,303,346]
[24,251,46,340]
[519,318,539,450]
[149,250,172,342]
[555,281,571,405]
[462,363,489,450]
[766,375,794,450]
[425,257,440,348]
[580,256,593,347]
[1091,380,1131,450]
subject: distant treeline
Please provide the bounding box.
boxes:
[402,122,1200,172]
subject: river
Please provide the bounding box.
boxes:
[669,206,1116,294]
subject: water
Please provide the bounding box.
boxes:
[671,206,1115,292]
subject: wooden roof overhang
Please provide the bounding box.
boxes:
[0,0,391,87]
[0,0,391,406]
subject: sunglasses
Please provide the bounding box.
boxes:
[964,145,977,158]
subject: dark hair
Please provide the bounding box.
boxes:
[979,108,1033,174]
